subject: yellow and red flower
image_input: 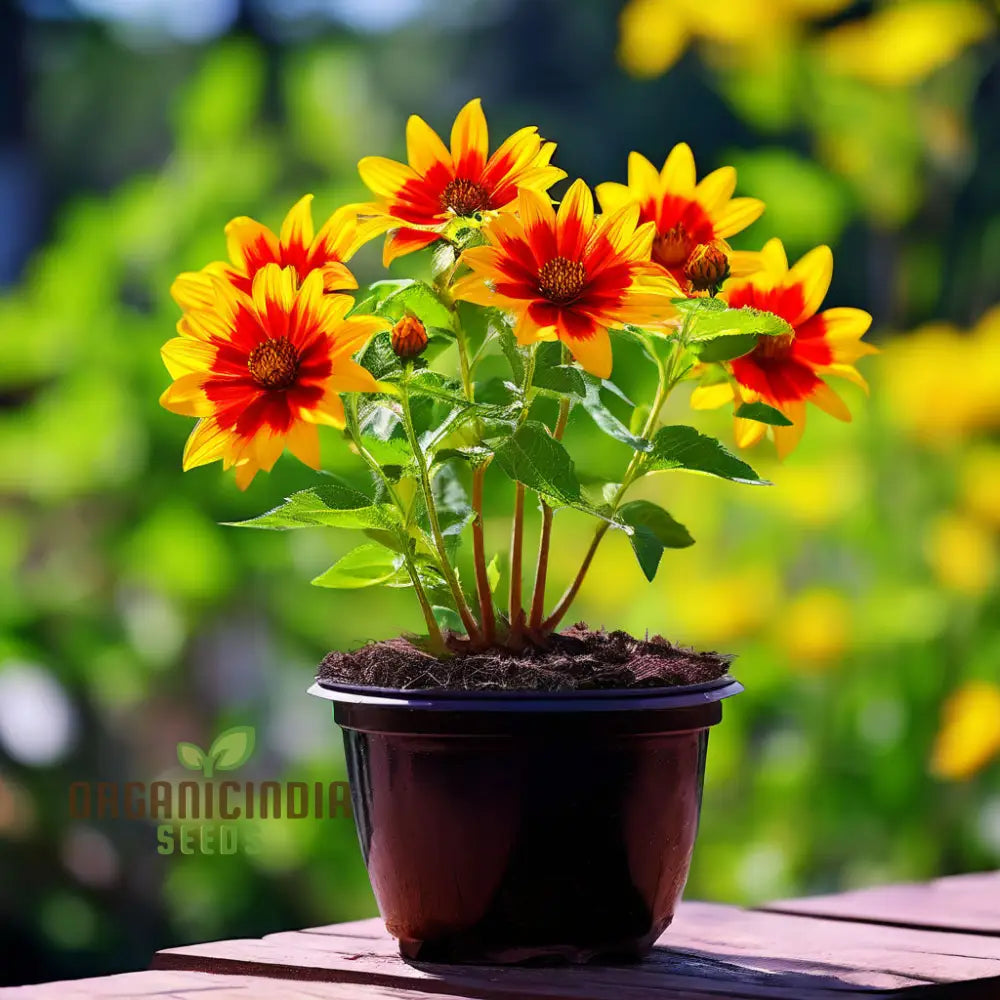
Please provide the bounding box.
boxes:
[354,98,566,266]
[596,142,764,291]
[160,263,385,489]
[691,238,876,457]
[171,195,361,313]
[451,180,679,378]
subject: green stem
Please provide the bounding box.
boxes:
[346,396,445,653]
[542,324,691,634]
[398,375,483,642]
[529,369,571,632]
[507,346,538,642]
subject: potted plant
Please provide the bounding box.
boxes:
[160,99,874,964]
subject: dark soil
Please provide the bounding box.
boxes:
[317,624,731,692]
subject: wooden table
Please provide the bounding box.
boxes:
[6,871,1000,999]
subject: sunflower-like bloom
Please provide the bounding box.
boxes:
[354,98,566,267]
[691,238,876,458]
[596,143,764,291]
[171,195,361,314]
[160,264,385,489]
[452,180,679,378]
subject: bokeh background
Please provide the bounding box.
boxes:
[2,0,999,986]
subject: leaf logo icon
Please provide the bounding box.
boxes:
[176,726,255,777]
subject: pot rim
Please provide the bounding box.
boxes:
[307,674,742,713]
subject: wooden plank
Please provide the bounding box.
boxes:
[761,871,1000,936]
[152,901,1000,999]
[0,969,463,999]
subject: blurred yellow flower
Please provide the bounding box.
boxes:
[761,453,867,528]
[818,1,995,88]
[931,681,1000,781]
[618,0,853,78]
[882,307,1000,444]
[924,511,997,595]
[664,566,782,645]
[959,446,1000,527]
[780,588,851,668]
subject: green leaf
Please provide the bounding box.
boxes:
[356,331,403,381]
[380,280,454,331]
[227,484,401,530]
[311,544,404,589]
[498,326,526,383]
[533,364,586,398]
[581,375,649,451]
[686,305,792,343]
[647,426,771,485]
[618,500,695,582]
[491,421,583,506]
[177,742,206,772]
[734,401,794,426]
[487,554,502,594]
[208,726,255,772]
[671,296,729,314]
[696,333,760,362]
[432,605,465,631]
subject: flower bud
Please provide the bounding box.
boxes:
[391,314,428,359]
[684,241,730,294]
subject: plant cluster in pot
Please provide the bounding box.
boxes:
[159,98,875,964]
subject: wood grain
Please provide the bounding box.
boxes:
[151,900,1000,999]
[761,871,1000,935]
[0,969,462,999]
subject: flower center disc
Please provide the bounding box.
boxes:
[442,178,490,216]
[538,256,587,304]
[653,223,692,268]
[248,336,299,389]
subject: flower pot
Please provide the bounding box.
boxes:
[308,675,741,964]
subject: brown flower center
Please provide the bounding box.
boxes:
[653,223,693,269]
[442,178,491,216]
[756,332,795,360]
[538,256,588,304]
[247,336,299,389]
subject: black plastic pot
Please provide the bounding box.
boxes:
[309,676,741,964]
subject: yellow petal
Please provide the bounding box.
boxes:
[758,237,789,276]
[660,142,696,196]
[313,203,363,262]
[225,217,279,273]
[182,418,231,471]
[557,179,595,256]
[563,326,612,379]
[819,306,873,343]
[771,401,806,459]
[279,194,315,251]
[358,156,419,198]
[788,245,833,323]
[712,197,765,239]
[695,166,737,213]
[330,357,381,394]
[450,97,488,168]
[809,381,852,422]
[734,416,767,448]
[514,307,548,347]
[595,181,635,214]
[627,151,660,198]
[301,387,346,428]
[159,373,212,417]
[233,459,259,491]
[251,263,297,335]
[690,382,736,410]
[161,337,217,379]
[517,187,557,234]
[285,420,321,470]
[406,114,452,174]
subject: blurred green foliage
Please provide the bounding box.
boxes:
[0,0,999,986]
